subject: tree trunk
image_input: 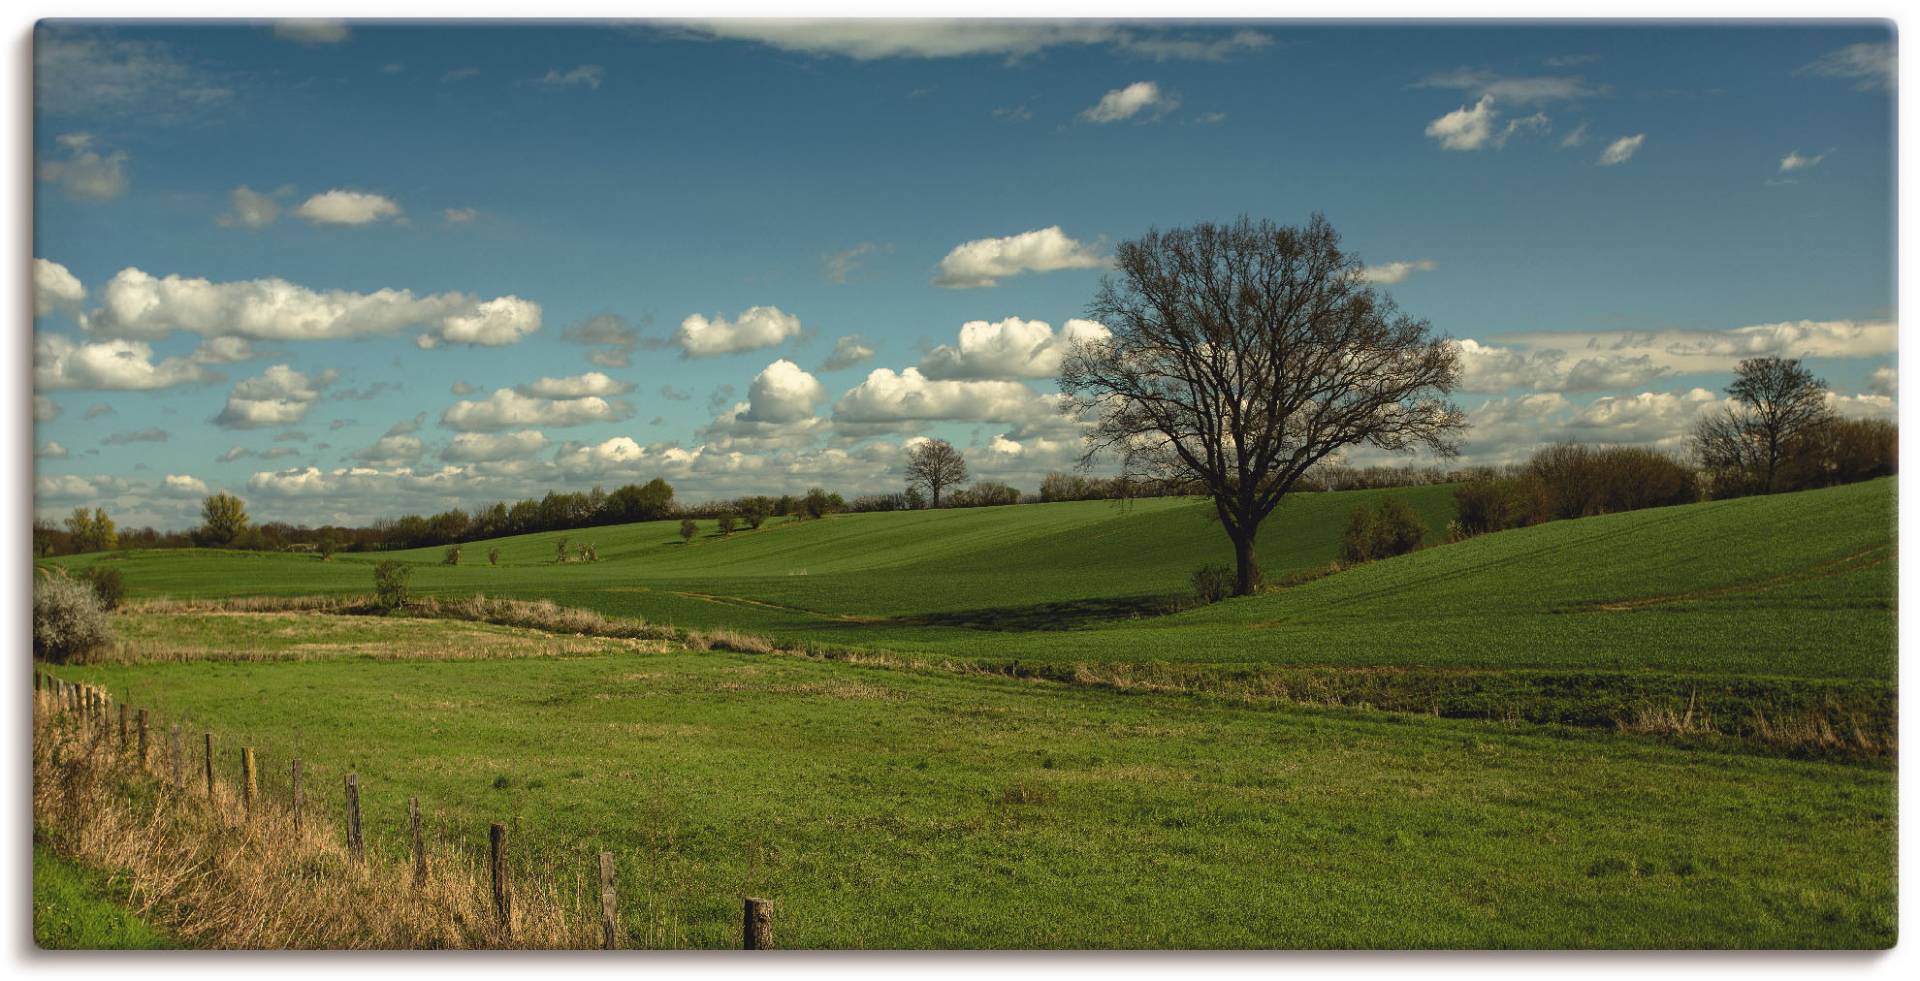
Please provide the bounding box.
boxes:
[1231,532,1259,596]
[932,485,942,507]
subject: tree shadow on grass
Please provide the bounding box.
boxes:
[886,594,1186,632]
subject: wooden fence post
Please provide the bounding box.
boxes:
[489,823,511,939]
[118,703,129,749]
[743,897,773,950]
[203,733,216,802]
[136,709,149,768]
[241,747,258,818]
[169,724,183,785]
[598,851,618,949]
[345,773,364,862]
[409,797,426,887]
[291,760,304,836]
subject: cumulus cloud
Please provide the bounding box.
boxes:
[675,305,803,357]
[513,371,633,399]
[213,364,334,429]
[536,65,604,89]
[351,432,425,465]
[833,367,1064,429]
[1779,150,1827,173]
[35,334,218,391]
[1490,319,1894,378]
[934,226,1107,288]
[918,317,1110,381]
[442,430,549,463]
[740,360,826,424]
[190,337,261,365]
[273,20,351,44]
[441,388,632,432]
[1426,97,1525,152]
[1597,134,1646,166]
[1357,259,1437,285]
[38,441,69,459]
[294,189,402,226]
[819,335,876,372]
[560,312,645,366]
[1797,41,1895,92]
[1869,365,1897,397]
[34,258,86,317]
[38,133,129,201]
[85,267,541,348]
[161,473,209,496]
[1078,80,1178,123]
[217,185,281,229]
[1452,338,1671,394]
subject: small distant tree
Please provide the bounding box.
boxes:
[904,485,928,510]
[65,507,118,553]
[717,513,737,536]
[487,546,501,566]
[680,519,698,543]
[1693,356,1836,496]
[905,439,968,507]
[740,499,771,529]
[373,561,412,611]
[555,537,570,563]
[582,543,598,562]
[78,565,126,611]
[802,487,837,519]
[317,531,338,561]
[199,493,249,547]
[443,545,462,566]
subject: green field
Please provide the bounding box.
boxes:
[35,478,1899,947]
[33,842,176,950]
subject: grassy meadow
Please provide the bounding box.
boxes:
[33,478,1899,947]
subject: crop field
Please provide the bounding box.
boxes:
[34,479,1899,947]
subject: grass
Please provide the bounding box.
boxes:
[40,615,1897,949]
[32,841,176,950]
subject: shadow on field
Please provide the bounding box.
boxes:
[889,594,1183,631]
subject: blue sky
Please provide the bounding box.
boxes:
[31,19,1897,529]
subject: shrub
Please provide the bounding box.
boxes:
[1339,506,1377,564]
[717,514,737,536]
[443,545,461,566]
[1341,498,1428,563]
[487,547,500,567]
[373,561,412,611]
[740,500,771,529]
[78,565,126,611]
[679,519,698,543]
[317,533,337,562]
[1191,564,1234,605]
[1452,475,1550,537]
[34,571,115,663]
[554,537,570,563]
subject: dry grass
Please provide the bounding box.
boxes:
[32,693,599,949]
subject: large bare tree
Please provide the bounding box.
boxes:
[1691,356,1835,495]
[905,438,968,507]
[1059,215,1466,596]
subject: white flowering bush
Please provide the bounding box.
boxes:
[34,570,115,663]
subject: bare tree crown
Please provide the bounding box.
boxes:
[905,438,968,506]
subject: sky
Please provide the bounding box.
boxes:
[30,18,1898,530]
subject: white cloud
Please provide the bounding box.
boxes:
[444,207,478,223]
[1425,96,1499,151]
[351,433,425,466]
[675,305,803,357]
[38,133,128,201]
[1830,392,1897,420]
[934,226,1107,288]
[740,359,826,424]
[273,20,351,45]
[161,474,209,497]
[819,335,876,372]
[218,186,281,229]
[35,334,218,391]
[1870,365,1897,397]
[661,21,1269,62]
[1559,121,1590,148]
[34,258,86,317]
[213,364,333,429]
[1797,42,1895,92]
[441,388,631,432]
[38,441,68,459]
[822,241,890,284]
[293,189,402,226]
[1492,319,1895,378]
[1415,67,1603,105]
[1078,80,1177,123]
[85,267,541,348]
[1357,259,1437,285]
[513,372,633,399]
[34,396,60,422]
[1452,337,1670,394]
[536,65,603,89]
[833,367,1064,427]
[190,337,260,364]
[919,317,1110,381]
[1597,134,1646,166]
[442,431,549,463]
[34,35,233,118]
[1779,150,1827,173]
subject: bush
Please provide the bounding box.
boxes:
[443,545,461,566]
[487,547,500,566]
[740,500,771,529]
[373,561,412,611]
[679,519,699,543]
[34,572,114,663]
[78,566,126,611]
[1339,506,1377,564]
[1341,498,1428,563]
[1191,564,1234,605]
[717,514,737,536]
